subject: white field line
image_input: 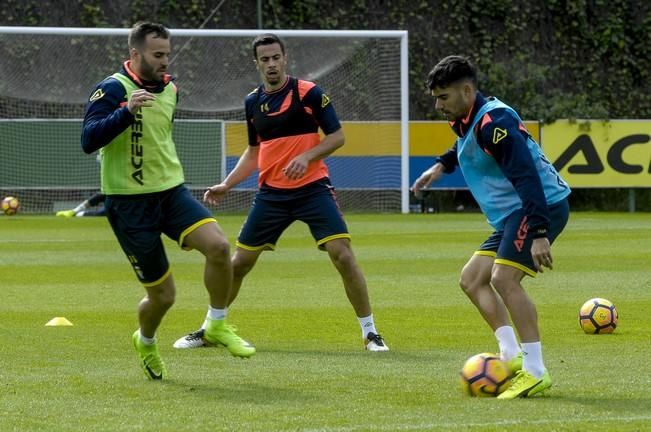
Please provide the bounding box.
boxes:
[301,414,651,432]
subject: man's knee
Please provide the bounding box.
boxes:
[326,239,353,262]
[203,236,231,263]
[459,258,493,297]
[158,290,176,310]
[459,259,482,293]
[147,282,176,310]
[459,268,479,295]
[490,266,522,297]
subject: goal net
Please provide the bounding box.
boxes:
[0,28,408,214]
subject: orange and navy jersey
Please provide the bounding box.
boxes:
[245,76,341,189]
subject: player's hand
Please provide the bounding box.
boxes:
[411,164,443,198]
[127,89,156,114]
[283,154,310,180]
[531,237,553,272]
[203,183,229,205]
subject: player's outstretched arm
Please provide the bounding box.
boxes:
[411,162,445,197]
[204,146,259,205]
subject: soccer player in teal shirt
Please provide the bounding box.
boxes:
[82,22,255,380]
[413,55,570,399]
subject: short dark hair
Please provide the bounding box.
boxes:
[251,33,285,59]
[426,55,478,90]
[128,22,170,50]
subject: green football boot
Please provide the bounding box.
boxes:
[132,330,168,380]
[56,209,76,218]
[203,319,256,358]
[506,352,523,376]
[497,369,552,399]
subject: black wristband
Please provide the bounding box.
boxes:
[531,228,548,239]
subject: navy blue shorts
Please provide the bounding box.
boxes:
[105,184,216,285]
[477,198,570,276]
[237,178,350,251]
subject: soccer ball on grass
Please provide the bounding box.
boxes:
[460,352,511,397]
[1,196,20,215]
[579,298,618,334]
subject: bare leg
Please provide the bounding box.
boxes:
[229,247,263,306]
[491,264,539,342]
[323,238,371,317]
[183,222,232,308]
[139,274,176,338]
[459,254,511,330]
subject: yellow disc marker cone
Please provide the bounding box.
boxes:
[45,317,73,326]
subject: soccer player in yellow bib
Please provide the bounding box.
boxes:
[81,22,255,380]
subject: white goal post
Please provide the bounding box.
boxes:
[0,27,409,213]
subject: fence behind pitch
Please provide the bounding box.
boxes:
[0,27,409,213]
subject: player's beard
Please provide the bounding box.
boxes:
[139,57,165,82]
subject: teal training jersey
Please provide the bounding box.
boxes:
[457,98,570,230]
[100,73,184,195]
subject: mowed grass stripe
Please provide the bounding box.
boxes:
[0,213,649,431]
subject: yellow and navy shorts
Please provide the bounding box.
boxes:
[237,177,350,252]
[105,184,215,285]
[477,198,570,277]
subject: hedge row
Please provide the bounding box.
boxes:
[3,0,649,120]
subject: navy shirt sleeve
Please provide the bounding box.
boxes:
[301,85,341,135]
[435,142,459,173]
[81,78,134,154]
[477,108,550,231]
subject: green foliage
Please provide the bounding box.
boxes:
[0,0,42,26]
[261,0,650,121]
[2,0,648,120]
[79,1,108,27]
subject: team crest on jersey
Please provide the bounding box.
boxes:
[492,127,508,144]
[321,94,331,108]
[260,103,269,112]
[89,89,105,102]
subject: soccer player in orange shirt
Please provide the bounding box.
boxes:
[175,34,389,352]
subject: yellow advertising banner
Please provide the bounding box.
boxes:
[226,121,541,156]
[543,120,651,187]
[409,121,540,156]
[225,121,400,156]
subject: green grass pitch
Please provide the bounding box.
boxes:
[1,212,650,431]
